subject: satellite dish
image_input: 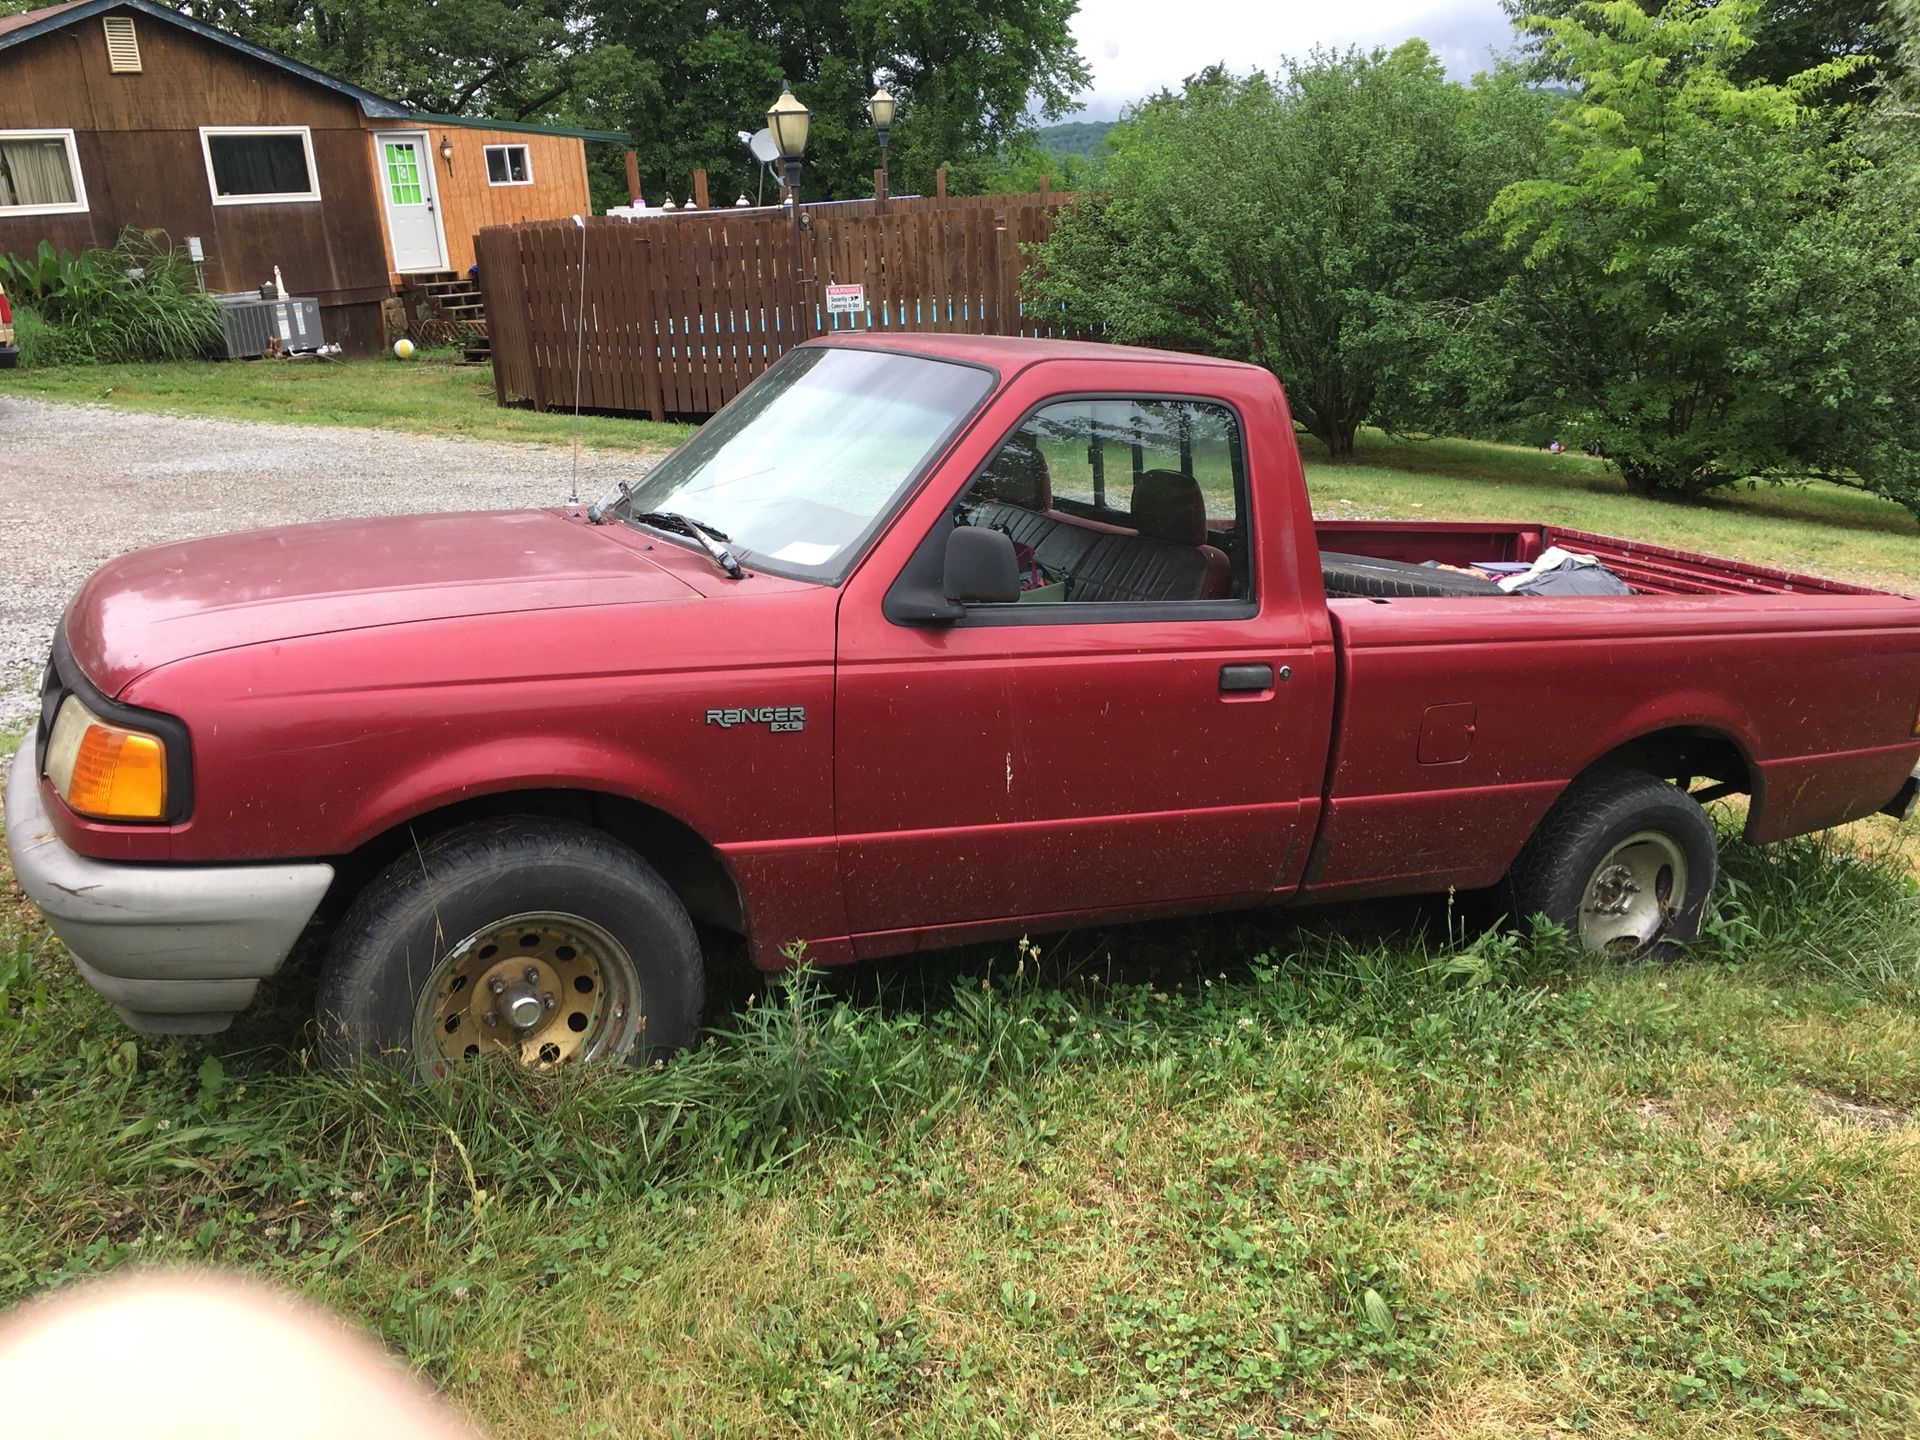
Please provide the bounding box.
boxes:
[747,128,778,164]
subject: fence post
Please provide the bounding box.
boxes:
[692,168,710,210]
[624,150,642,204]
[936,166,948,200]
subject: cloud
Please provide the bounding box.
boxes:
[1066,0,1517,119]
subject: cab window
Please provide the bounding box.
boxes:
[955,398,1250,604]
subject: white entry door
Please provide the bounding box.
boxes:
[374,132,447,272]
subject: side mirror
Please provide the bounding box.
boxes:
[943,525,1020,606]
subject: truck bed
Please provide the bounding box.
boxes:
[1301,520,1920,905]
[1314,520,1891,597]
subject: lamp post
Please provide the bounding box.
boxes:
[766,83,811,206]
[767,82,812,337]
[867,85,895,203]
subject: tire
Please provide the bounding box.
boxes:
[1320,551,1506,599]
[1506,770,1718,960]
[316,819,703,1077]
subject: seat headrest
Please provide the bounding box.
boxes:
[1131,469,1207,546]
[976,434,1052,510]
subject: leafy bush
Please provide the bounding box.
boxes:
[0,229,222,365]
[1027,46,1544,459]
[1471,0,1920,514]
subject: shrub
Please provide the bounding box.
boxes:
[0,229,223,365]
[1475,0,1920,514]
[1027,47,1545,460]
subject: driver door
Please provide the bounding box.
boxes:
[832,388,1325,950]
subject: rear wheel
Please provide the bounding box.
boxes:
[1506,770,1718,959]
[316,819,703,1078]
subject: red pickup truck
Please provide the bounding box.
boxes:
[8,335,1919,1077]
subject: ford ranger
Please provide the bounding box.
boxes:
[7,335,1919,1077]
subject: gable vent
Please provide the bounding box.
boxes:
[102,16,141,73]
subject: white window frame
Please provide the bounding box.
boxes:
[0,128,89,217]
[199,125,322,207]
[483,142,534,187]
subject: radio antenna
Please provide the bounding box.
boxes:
[569,213,588,506]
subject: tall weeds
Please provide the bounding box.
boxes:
[2,229,222,365]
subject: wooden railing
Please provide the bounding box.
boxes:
[475,192,1084,420]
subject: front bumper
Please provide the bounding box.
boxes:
[3,749,334,1034]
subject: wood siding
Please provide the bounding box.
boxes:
[0,9,392,352]
[0,7,592,354]
[367,124,589,277]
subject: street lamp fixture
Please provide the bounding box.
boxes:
[867,85,895,201]
[766,83,811,204]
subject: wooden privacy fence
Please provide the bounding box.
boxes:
[475,192,1085,420]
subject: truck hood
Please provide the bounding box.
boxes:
[65,509,699,696]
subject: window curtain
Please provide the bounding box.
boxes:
[0,137,78,208]
[207,133,311,196]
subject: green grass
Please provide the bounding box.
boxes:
[2,825,1919,1437]
[0,358,695,453]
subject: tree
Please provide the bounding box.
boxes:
[34,0,1088,205]
[1028,46,1543,458]
[1479,0,1920,512]
[174,0,584,119]
[576,0,1089,202]
[1871,0,1920,160]
[964,133,1104,196]
[1501,0,1890,96]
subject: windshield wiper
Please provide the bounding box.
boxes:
[631,510,746,579]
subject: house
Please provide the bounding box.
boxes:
[0,0,625,354]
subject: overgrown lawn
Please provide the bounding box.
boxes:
[2,820,1918,1437]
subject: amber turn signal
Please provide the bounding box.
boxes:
[43,696,168,821]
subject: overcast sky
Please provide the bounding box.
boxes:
[1065,0,1517,119]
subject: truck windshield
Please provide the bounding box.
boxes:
[598,347,994,581]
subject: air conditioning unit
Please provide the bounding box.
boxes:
[212,292,327,359]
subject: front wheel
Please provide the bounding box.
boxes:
[316,819,704,1078]
[1506,770,1718,959]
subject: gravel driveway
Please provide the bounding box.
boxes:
[0,395,663,725]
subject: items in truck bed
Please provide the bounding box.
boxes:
[1497,546,1634,596]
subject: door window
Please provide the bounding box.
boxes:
[383,143,424,205]
[956,397,1251,604]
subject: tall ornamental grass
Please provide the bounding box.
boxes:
[1,229,223,366]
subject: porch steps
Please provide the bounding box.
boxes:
[399,271,490,363]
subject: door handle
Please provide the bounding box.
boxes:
[1219,663,1274,692]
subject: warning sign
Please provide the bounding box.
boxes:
[825,283,865,315]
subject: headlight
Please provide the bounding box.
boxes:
[43,695,169,821]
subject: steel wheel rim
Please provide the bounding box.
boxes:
[411,910,641,1079]
[1578,829,1688,956]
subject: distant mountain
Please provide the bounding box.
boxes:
[1033,121,1117,158]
